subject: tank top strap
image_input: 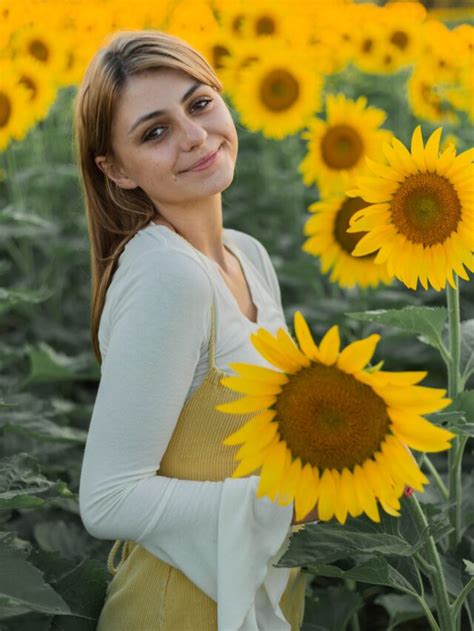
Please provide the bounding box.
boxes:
[208,299,217,372]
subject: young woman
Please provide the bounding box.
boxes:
[75,29,318,631]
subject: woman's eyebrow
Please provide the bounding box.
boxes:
[127,82,203,136]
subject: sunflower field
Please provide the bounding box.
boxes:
[1,0,473,629]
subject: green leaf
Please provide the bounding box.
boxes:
[305,555,422,596]
[0,454,73,509]
[465,560,474,576]
[447,391,474,422]
[345,306,448,351]
[375,593,430,631]
[23,343,100,386]
[0,287,53,317]
[0,535,71,620]
[460,319,474,377]
[301,584,363,631]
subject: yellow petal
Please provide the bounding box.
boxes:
[424,127,443,172]
[294,311,322,362]
[337,334,381,374]
[275,328,311,368]
[294,462,319,522]
[279,456,303,506]
[318,325,340,365]
[235,422,280,460]
[256,440,289,501]
[317,468,337,521]
[391,136,418,174]
[382,436,429,491]
[227,362,289,385]
[353,464,380,522]
[222,411,277,445]
[380,499,401,517]
[367,370,428,386]
[387,408,456,452]
[220,376,283,396]
[365,156,404,182]
[250,332,301,373]
[340,467,361,517]
[230,449,266,478]
[332,469,348,525]
[411,125,427,172]
[352,225,397,257]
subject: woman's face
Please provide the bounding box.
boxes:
[96,67,238,210]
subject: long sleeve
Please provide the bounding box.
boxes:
[78,246,295,628]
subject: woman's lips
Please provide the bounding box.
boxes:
[184,144,222,172]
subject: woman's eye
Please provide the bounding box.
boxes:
[143,98,213,142]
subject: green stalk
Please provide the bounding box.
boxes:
[446,279,462,550]
[407,495,454,631]
[345,579,360,631]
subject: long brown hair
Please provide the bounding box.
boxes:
[73,30,223,365]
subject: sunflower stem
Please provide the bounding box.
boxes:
[407,494,454,631]
[420,455,449,500]
[446,279,462,551]
[345,579,360,631]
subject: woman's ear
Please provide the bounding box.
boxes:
[95,155,138,190]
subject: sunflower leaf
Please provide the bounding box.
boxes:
[345,306,448,353]
[304,555,422,596]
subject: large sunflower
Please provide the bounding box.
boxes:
[230,43,324,140]
[302,194,393,289]
[216,314,454,525]
[299,93,392,196]
[346,126,474,291]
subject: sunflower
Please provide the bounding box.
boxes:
[230,43,323,140]
[216,313,455,524]
[302,194,393,289]
[407,67,459,125]
[0,62,32,151]
[299,93,392,196]
[12,55,57,122]
[346,126,474,291]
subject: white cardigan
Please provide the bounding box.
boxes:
[79,222,300,630]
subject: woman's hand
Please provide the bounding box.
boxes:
[291,503,319,526]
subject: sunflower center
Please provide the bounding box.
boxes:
[275,363,390,470]
[212,45,230,69]
[256,16,276,35]
[232,14,245,35]
[334,196,374,259]
[260,69,299,112]
[321,125,364,170]
[390,173,462,245]
[0,93,11,127]
[19,75,37,100]
[29,39,49,62]
[390,30,409,50]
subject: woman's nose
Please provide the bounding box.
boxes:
[178,117,207,149]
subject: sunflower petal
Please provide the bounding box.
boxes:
[275,328,311,368]
[353,464,380,522]
[411,125,427,171]
[294,462,319,522]
[387,407,456,452]
[294,311,322,362]
[337,334,381,373]
[256,440,289,501]
[340,467,361,517]
[235,423,280,460]
[318,325,340,365]
[222,410,277,445]
[317,468,337,521]
[227,362,289,385]
[424,127,443,172]
[220,376,283,396]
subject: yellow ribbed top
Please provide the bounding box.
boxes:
[97,301,306,630]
